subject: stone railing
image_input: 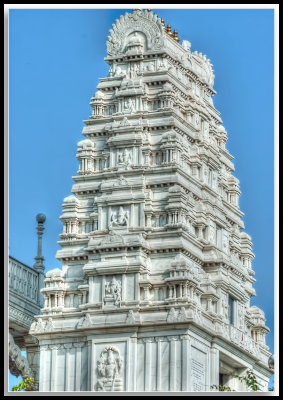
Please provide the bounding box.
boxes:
[216,322,267,364]
[229,325,261,357]
[9,256,39,305]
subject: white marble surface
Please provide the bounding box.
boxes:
[31,9,273,392]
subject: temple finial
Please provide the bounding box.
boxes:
[166,24,173,37]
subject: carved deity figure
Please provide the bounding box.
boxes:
[45,317,54,332]
[128,32,142,46]
[118,148,132,169]
[97,347,123,391]
[123,149,132,168]
[182,40,191,51]
[157,59,167,71]
[203,166,209,184]
[114,66,126,77]
[126,31,144,56]
[110,207,129,228]
[119,116,130,127]
[105,281,112,297]
[104,277,122,306]
[118,153,124,164]
[30,317,45,333]
[147,62,155,72]
[222,296,229,322]
[111,278,122,305]
[124,98,135,113]
[77,313,92,329]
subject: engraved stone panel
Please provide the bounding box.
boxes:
[191,346,207,392]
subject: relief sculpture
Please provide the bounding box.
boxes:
[104,277,122,307]
[96,346,123,391]
[109,207,129,228]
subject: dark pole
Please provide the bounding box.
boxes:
[33,213,46,308]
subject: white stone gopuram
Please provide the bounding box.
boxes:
[30,9,273,392]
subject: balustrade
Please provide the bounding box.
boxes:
[9,257,39,305]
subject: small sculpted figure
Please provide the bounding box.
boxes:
[124,98,135,113]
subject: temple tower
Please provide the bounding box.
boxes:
[30,9,273,392]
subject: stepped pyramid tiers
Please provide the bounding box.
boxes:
[31,10,273,392]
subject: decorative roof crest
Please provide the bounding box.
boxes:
[106,10,165,56]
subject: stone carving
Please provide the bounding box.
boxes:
[177,307,187,322]
[119,116,131,126]
[126,31,144,54]
[104,277,122,307]
[106,9,164,56]
[109,207,129,228]
[147,62,155,72]
[157,58,168,71]
[221,293,229,322]
[30,317,46,333]
[102,230,125,245]
[10,306,35,330]
[125,310,140,325]
[114,66,126,77]
[182,40,191,51]
[44,317,54,332]
[124,98,135,114]
[118,148,132,169]
[167,307,187,323]
[167,307,177,323]
[194,307,203,324]
[97,346,123,391]
[208,221,216,244]
[9,333,34,382]
[113,175,129,187]
[77,313,92,329]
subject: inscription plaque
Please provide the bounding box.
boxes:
[191,347,206,391]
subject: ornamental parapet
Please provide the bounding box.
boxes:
[9,256,40,307]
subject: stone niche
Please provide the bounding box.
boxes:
[90,333,210,392]
[124,31,147,55]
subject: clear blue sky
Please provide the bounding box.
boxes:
[9,7,274,389]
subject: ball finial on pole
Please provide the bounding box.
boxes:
[33,213,46,307]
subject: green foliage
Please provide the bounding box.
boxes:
[211,370,261,392]
[211,384,235,391]
[234,370,260,391]
[11,377,34,392]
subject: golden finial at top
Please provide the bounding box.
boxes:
[166,24,173,37]
[173,29,180,43]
